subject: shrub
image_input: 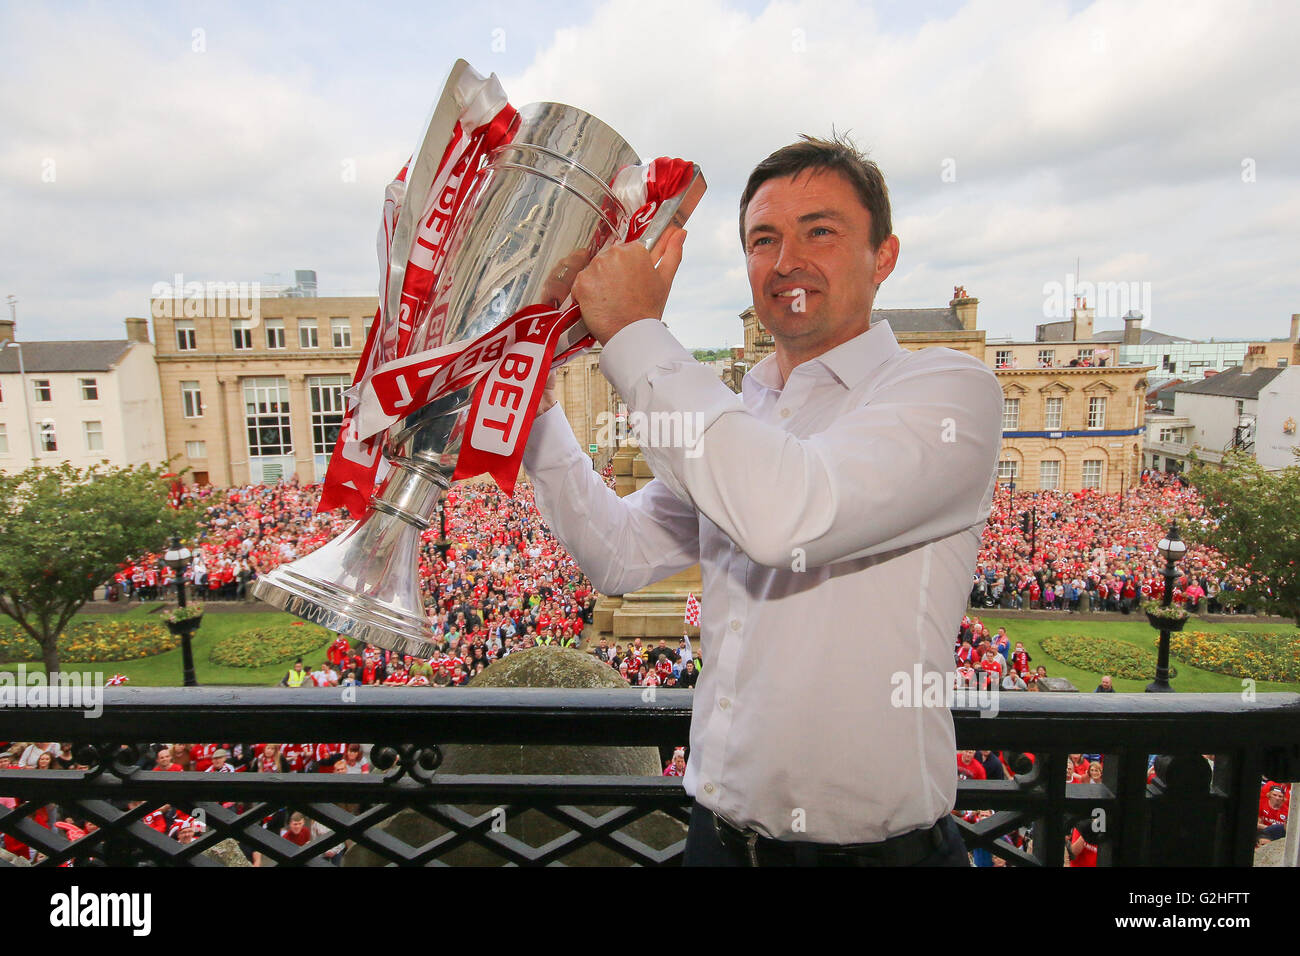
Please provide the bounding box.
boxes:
[0,619,178,664]
[1169,630,1300,683]
[209,623,333,668]
[1041,634,1176,680]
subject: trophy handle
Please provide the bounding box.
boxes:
[551,164,707,356]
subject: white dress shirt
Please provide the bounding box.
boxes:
[522,317,1002,843]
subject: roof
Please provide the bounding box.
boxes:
[0,340,133,374]
[874,307,964,334]
[1171,366,1284,399]
[1092,328,1191,345]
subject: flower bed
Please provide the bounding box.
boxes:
[1041,634,1176,680]
[1169,630,1300,683]
[0,619,178,664]
[209,623,333,668]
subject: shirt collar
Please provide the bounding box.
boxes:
[744,319,903,394]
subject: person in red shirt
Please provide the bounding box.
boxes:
[1068,828,1098,866]
[1068,754,1090,783]
[190,743,217,773]
[663,748,687,777]
[280,743,312,773]
[956,751,987,781]
[151,746,183,771]
[1258,784,1290,841]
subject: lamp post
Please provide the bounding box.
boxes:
[163,536,198,687]
[4,341,39,465]
[1146,521,1186,693]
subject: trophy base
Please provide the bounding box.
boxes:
[252,568,436,658]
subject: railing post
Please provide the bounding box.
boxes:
[1144,754,1218,865]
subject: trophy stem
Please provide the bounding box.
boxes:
[251,459,449,657]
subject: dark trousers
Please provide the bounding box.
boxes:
[682,803,971,867]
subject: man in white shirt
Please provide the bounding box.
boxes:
[522,136,1002,865]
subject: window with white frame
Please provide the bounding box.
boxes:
[1082,459,1103,489]
[265,318,285,350]
[176,320,197,350]
[1044,396,1063,430]
[39,421,56,452]
[309,375,349,454]
[33,379,52,402]
[997,460,1018,481]
[362,314,374,341]
[185,440,207,459]
[995,349,1013,368]
[244,377,292,456]
[299,319,319,349]
[1078,348,1095,363]
[181,381,203,419]
[232,318,253,350]
[83,420,104,452]
[0,424,8,455]
[80,377,99,401]
[1039,459,1061,491]
[1037,349,1055,367]
[1088,396,1107,429]
[1002,398,1020,431]
[330,317,352,349]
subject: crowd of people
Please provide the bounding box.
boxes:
[971,471,1255,615]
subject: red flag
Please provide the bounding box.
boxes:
[684,592,700,628]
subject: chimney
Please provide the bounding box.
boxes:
[1123,310,1143,347]
[0,319,13,345]
[124,316,150,344]
[949,287,978,331]
[1242,345,1267,374]
[1290,313,1299,344]
[1071,296,1094,342]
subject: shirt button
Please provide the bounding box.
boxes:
[780,407,791,419]
[719,697,731,710]
[703,782,715,794]
[730,619,741,631]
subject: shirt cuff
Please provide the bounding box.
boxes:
[521,402,586,475]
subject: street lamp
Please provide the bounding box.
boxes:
[163,536,198,687]
[1147,521,1187,693]
[4,341,39,464]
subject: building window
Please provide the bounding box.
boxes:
[244,377,292,456]
[309,375,349,454]
[0,424,7,455]
[1279,358,1289,368]
[1037,349,1055,367]
[362,314,374,342]
[1235,399,1245,418]
[1001,398,1020,431]
[330,317,352,349]
[176,320,197,351]
[299,319,319,349]
[997,460,1018,481]
[265,318,285,350]
[39,421,57,453]
[995,349,1013,368]
[1082,459,1103,489]
[1088,396,1107,429]
[79,377,99,401]
[232,318,253,350]
[1078,348,1095,363]
[83,420,104,452]
[1044,396,1063,430]
[33,379,52,403]
[185,440,207,459]
[181,381,203,419]
[1039,459,1061,491]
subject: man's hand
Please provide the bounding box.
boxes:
[572,227,687,345]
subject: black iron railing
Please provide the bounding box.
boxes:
[0,688,1296,866]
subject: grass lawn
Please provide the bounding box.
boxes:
[0,603,334,687]
[974,613,1300,694]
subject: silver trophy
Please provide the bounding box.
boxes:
[253,88,705,656]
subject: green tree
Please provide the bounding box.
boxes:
[0,463,198,675]
[1188,450,1300,624]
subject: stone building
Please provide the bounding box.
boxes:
[0,317,165,475]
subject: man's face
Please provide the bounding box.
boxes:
[155,748,172,767]
[1100,676,1113,690]
[743,169,898,364]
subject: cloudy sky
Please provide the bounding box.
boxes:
[2,0,1297,349]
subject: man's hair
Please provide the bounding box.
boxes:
[739,133,892,248]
